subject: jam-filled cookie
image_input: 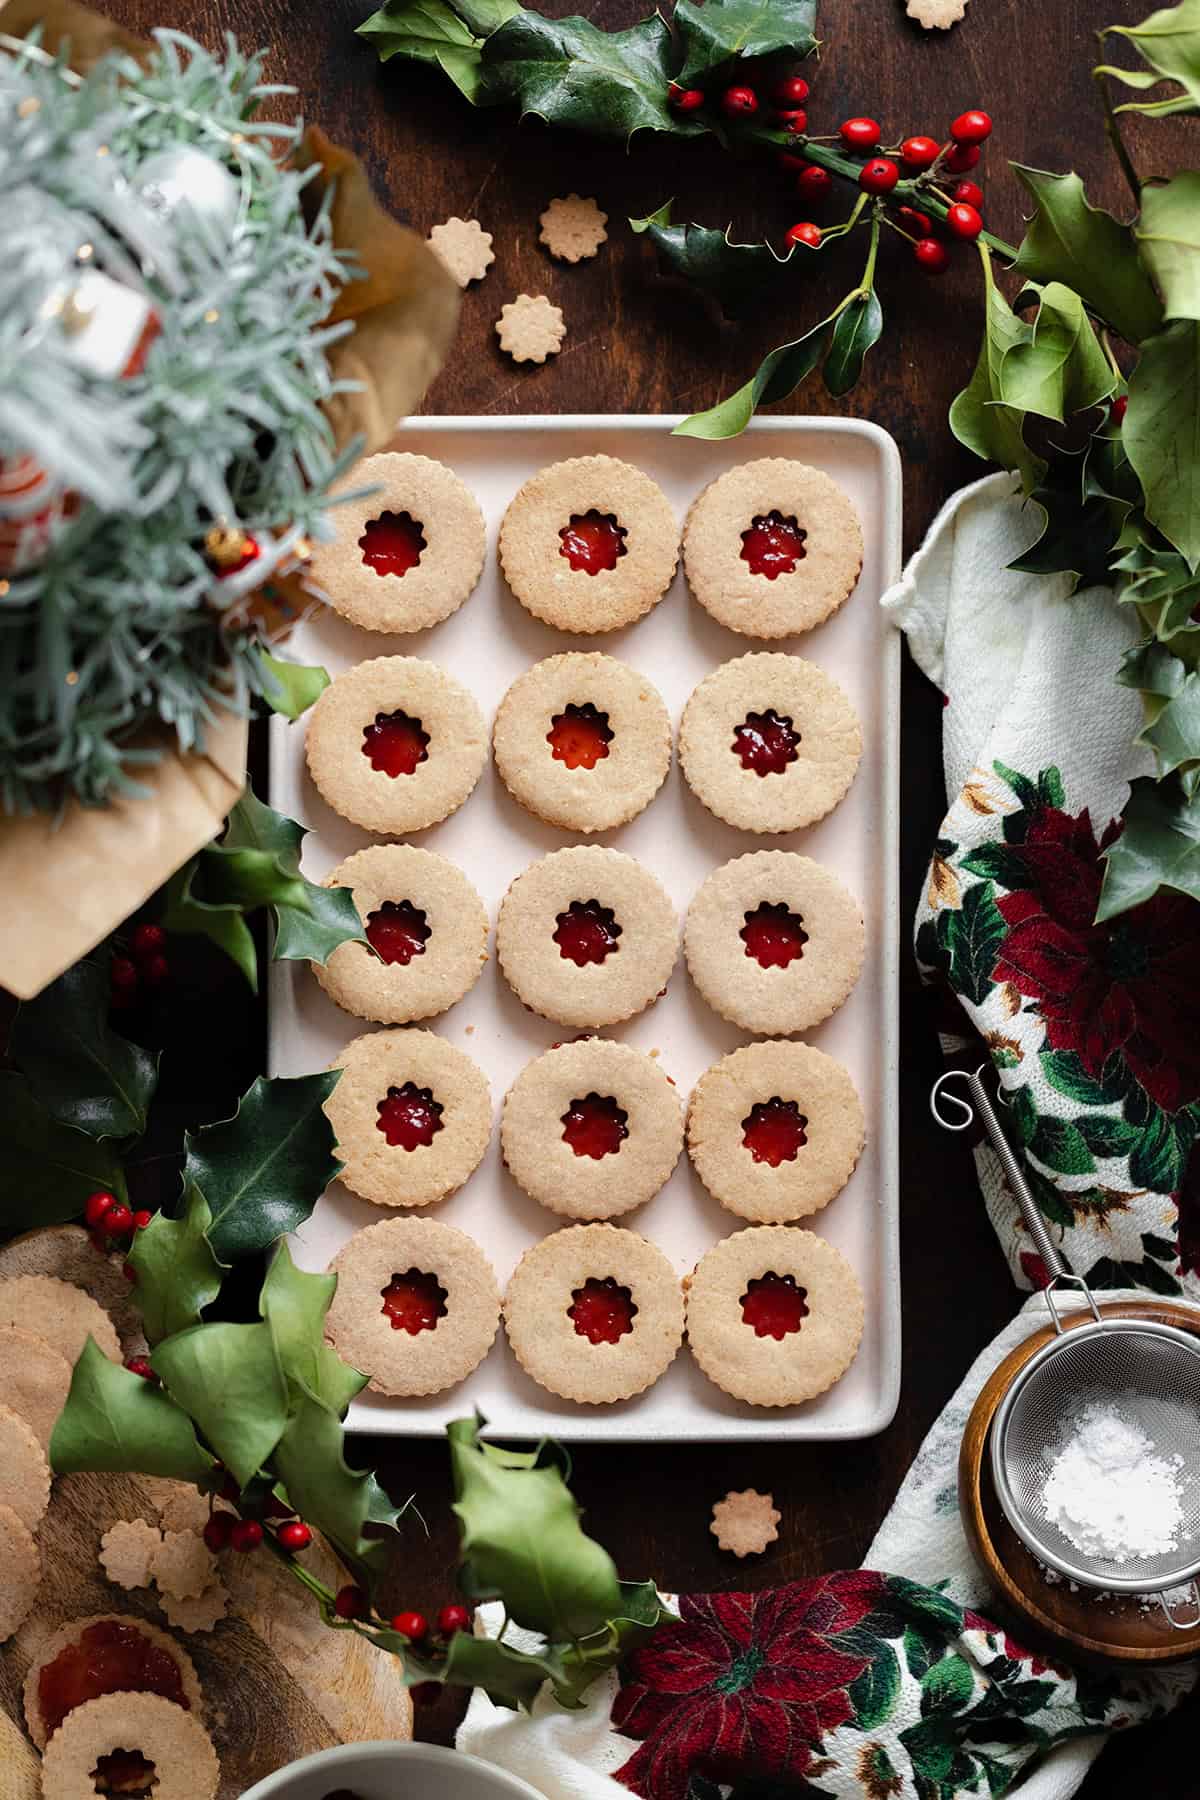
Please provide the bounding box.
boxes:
[687,1042,864,1223]
[325,1216,500,1396]
[496,846,678,1027]
[683,460,863,638]
[492,653,671,833]
[501,1039,684,1220]
[24,1614,204,1750]
[679,653,862,833]
[323,1029,491,1209]
[305,656,487,835]
[503,1224,683,1403]
[310,452,486,633]
[315,845,489,1025]
[39,1692,220,1800]
[499,456,679,633]
[684,850,864,1035]
[685,1226,864,1406]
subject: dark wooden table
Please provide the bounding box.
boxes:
[95,0,1199,1785]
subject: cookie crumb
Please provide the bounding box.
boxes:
[539,194,608,262]
[906,0,967,25]
[151,1528,216,1601]
[160,1580,229,1634]
[99,1518,162,1590]
[711,1489,781,1557]
[496,294,566,364]
[428,217,495,287]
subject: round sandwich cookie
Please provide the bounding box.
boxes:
[679,653,862,833]
[683,459,863,638]
[0,1504,41,1642]
[310,452,487,633]
[685,1226,864,1406]
[325,1215,501,1397]
[323,1028,491,1210]
[0,1225,144,1357]
[496,846,678,1027]
[499,456,679,633]
[315,845,489,1025]
[502,1039,684,1220]
[503,1224,684,1404]
[305,656,487,836]
[685,850,864,1035]
[0,1324,72,1452]
[25,1614,205,1750]
[0,1403,51,1533]
[493,653,672,833]
[0,1273,121,1365]
[39,1692,219,1800]
[687,1042,865,1223]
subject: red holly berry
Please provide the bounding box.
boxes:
[334,1585,367,1620]
[950,109,992,145]
[796,164,833,201]
[276,1520,312,1553]
[125,1357,155,1381]
[839,116,880,150]
[142,953,170,987]
[771,75,810,107]
[785,221,822,248]
[944,141,980,173]
[946,202,983,239]
[203,1513,233,1553]
[896,205,932,238]
[720,85,758,119]
[410,1683,442,1706]
[133,1209,153,1231]
[110,956,138,995]
[391,1611,429,1641]
[104,1204,134,1238]
[900,135,940,169]
[951,179,984,209]
[1111,394,1128,423]
[779,109,808,133]
[859,156,899,195]
[437,1604,472,1637]
[230,1518,264,1553]
[913,237,949,272]
[669,84,704,112]
[84,1190,116,1229]
[131,922,166,959]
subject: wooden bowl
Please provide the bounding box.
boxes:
[959,1298,1200,1664]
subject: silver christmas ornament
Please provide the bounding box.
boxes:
[138,145,241,235]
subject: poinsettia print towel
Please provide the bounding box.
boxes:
[883,472,1198,1297]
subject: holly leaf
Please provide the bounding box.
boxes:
[9,955,158,1141]
[554,1580,669,1708]
[1138,663,1200,778]
[999,281,1116,422]
[675,312,833,438]
[824,290,883,398]
[251,648,331,721]
[940,879,1006,1006]
[271,881,366,966]
[356,0,503,102]
[1010,166,1163,346]
[1136,172,1200,321]
[260,1241,367,1418]
[401,1622,569,1711]
[153,1320,289,1489]
[50,1337,211,1483]
[950,249,1045,492]
[163,857,259,991]
[182,1072,343,1262]
[1008,471,1126,592]
[630,203,803,318]
[1099,2,1200,116]
[1098,772,1200,917]
[674,0,817,87]
[0,1071,127,1241]
[478,11,704,143]
[127,1183,225,1347]
[272,1390,403,1581]
[1125,319,1200,569]
[220,790,366,970]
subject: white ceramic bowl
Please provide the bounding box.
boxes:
[241,1741,546,1800]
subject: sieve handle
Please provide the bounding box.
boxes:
[1157,1581,1200,1631]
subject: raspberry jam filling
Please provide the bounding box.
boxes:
[366,899,430,966]
[92,1750,157,1794]
[361,709,430,778]
[568,1276,637,1344]
[732,709,800,777]
[561,1092,629,1160]
[740,901,809,969]
[380,1267,447,1334]
[547,703,614,770]
[558,510,628,575]
[739,511,808,579]
[553,899,622,966]
[375,1082,444,1149]
[742,1097,809,1166]
[38,1620,189,1741]
[741,1272,810,1339]
[359,509,426,578]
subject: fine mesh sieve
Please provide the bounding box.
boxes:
[932,1064,1200,1615]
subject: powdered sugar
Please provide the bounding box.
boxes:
[1041,1401,1185,1564]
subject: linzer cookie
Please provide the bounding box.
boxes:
[310,453,486,633]
[496,846,678,1027]
[323,1028,491,1209]
[40,1691,219,1800]
[0,1402,51,1531]
[0,1271,121,1364]
[685,850,864,1035]
[24,1613,204,1750]
[687,1042,865,1223]
[492,653,672,833]
[503,1224,683,1404]
[685,1226,864,1406]
[499,456,679,633]
[501,1039,684,1220]
[683,459,863,638]
[0,1323,72,1451]
[325,1215,500,1397]
[315,845,489,1025]
[305,656,487,835]
[679,653,862,833]
[0,1224,144,1356]
[0,1503,41,1641]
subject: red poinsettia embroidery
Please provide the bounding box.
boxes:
[611,1575,882,1799]
[992,805,1200,1112]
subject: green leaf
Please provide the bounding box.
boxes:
[272,1390,403,1581]
[999,282,1117,422]
[903,1626,935,1681]
[1140,665,1200,776]
[50,1337,211,1484]
[957,843,1032,888]
[357,0,496,103]
[1076,1114,1144,1159]
[271,880,366,967]
[554,1579,668,1708]
[1011,166,1163,346]
[1129,1109,1187,1190]
[163,857,259,992]
[1143,1230,1181,1260]
[1100,1,1200,115]
[221,790,367,970]
[630,204,803,318]
[1041,1050,1130,1106]
[824,290,883,398]
[849,1642,902,1730]
[1030,1115,1095,1175]
[405,1624,568,1711]
[127,1183,225,1346]
[260,1241,367,1418]
[1099,774,1200,918]
[920,1652,976,1717]
[1008,1084,1037,1147]
[941,880,1006,1005]
[674,0,817,87]
[675,314,832,439]
[479,11,703,143]
[949,249,1045,492]
[0,1071,127,1240]
[1125,319,1200,569]
[1136,173,1200,321]
[183,1072,343,1261]
[10,956,159,1141]
[252,649,331,720]
[1008,468,1128,592]
[153,1321,289,1488]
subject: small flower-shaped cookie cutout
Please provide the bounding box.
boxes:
[711,1488,781,1558]
[906,0,967,26]
[98,1518,161,1590]
[496,294,567,364]
[150,1528,216,1601]
[539,194,608,263]
[428,217,495,287]
[160,1581,229,1633]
